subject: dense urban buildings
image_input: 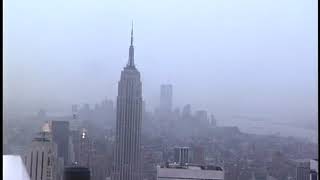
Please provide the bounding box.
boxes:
[111,24,143,180]
[3,25,318,180]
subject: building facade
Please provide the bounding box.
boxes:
[79,128,91,168]
[174,147,190,165]
[310,159,318,180]
[51,121,70,166]
[24,132,59,180]
[111,24,143,180]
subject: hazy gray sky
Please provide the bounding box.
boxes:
[4,0,318,124]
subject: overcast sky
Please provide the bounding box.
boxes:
[4,0,318,124]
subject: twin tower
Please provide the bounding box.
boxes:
[111,24,143,180]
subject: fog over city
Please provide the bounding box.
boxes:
[4,1,318,180]
[4,0,318,138]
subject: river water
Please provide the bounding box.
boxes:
[219,117,318,143]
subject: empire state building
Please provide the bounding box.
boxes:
[111,24,142,180]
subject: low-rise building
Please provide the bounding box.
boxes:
[157,163,224,180]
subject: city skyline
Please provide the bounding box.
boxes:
[3,1,318,180]
[4,1,317,130]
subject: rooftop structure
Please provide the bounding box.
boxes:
[157,163,224,180]
[64,166,90,180]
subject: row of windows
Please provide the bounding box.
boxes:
[25,150,52,180]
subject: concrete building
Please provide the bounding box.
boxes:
[23,131,59,180]
[79,128,91,168]
[310,159,318,180]
[51,121,70,166]
[174,147,190,165]
[157,164,224,180]
[141,147,157,180]
[111,23,142,180]
[191,146,205,165]
[297,165,310,180]
[70,129,80,165]
[292,159,319,180]
[295,159,311,180]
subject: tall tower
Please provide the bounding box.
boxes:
[111,23,143,180]
[50,121,70,166]
[159,84,173,114]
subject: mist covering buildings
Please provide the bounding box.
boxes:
[3,0,318,180]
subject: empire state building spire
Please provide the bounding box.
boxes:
[131,21,133,46]
[112,23,143,180]
[127,21,135,68]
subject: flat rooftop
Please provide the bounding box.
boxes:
[159,163,223,171]
[157,164,224,180]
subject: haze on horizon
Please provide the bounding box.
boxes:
[4,0,318,128]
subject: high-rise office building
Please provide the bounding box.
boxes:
[160,84,173,114]
[51,121,70,166]
[174,147,190,165]
[310,159,318,180]
[294,159,319,180]
[111,23,142,180]
[24,131,59,180]
[79,128,91,168]
[70,130,80,165]
[296,160,311,180]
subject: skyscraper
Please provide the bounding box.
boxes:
[111,23,142,180]
[159,84,173,114]
[24,130,59,180]
[79,128,91,168]
[296,161,310,180]
[51,121,70,166]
